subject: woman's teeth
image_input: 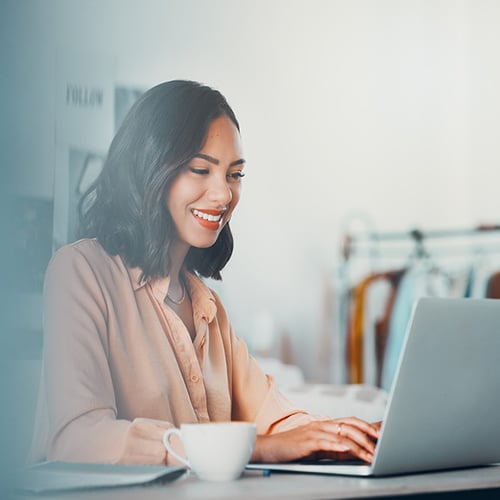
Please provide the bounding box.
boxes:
[192,209,222,222]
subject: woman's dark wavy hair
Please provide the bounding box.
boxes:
[78,80,240,282]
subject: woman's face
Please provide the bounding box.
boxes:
[167,115,245,250]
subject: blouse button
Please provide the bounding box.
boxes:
[190,374,199,383]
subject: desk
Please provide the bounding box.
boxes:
[12,464,500,500]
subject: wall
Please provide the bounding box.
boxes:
[3,0,500,380]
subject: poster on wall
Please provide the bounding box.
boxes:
[52,51,114,251]
[52,51,144,250]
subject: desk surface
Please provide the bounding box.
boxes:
[12,464,500,500]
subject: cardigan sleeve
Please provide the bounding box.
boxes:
[229,331,318,434]
[205,290,318,434]
[34,244,180,465]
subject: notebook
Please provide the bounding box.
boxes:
[16,461,186,493]
[248,297,500,476]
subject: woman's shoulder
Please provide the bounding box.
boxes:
[51,238,111,264]
[48,238,126,279]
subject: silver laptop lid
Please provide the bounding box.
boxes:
[372,297,500,475]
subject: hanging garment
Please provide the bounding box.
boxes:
[373,269,406,387]
[486,271,500,298]
[346,269,406,385]
[381,263,451,392]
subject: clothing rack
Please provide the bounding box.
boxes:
[334,224,500,388]
[341,225,500,261]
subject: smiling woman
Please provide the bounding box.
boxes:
[77,80,240,283]
[29,80,380,467]
[167,115,245,251]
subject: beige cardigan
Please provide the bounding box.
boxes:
[29,239,312,464]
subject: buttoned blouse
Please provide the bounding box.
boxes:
[29,239,313,464]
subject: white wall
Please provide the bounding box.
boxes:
[3,0,500,379]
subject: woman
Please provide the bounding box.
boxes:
[30,80,379,465]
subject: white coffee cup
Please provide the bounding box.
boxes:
[163,422,257,481]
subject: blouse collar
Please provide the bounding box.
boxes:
[126,263,217,323]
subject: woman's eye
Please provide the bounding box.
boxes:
[228,171,245,181]
[189,167,209,175]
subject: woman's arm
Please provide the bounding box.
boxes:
[224,312,380,464]
[252,418,381,464]
[37,244,178,464]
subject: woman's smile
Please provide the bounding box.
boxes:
[191,208,226,230]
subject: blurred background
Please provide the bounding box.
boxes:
[2,0,500,477]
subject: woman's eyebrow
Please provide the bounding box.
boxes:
[193,153,246,167]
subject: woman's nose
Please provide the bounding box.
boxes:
[207,174,232,206]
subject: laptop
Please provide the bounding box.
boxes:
[247,297,500,476]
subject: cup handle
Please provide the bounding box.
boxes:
[163,428,190,467]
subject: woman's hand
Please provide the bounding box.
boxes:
[251,418,381,464]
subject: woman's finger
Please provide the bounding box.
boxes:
[317,420,376,454]
[313,435,374,463]
[335,417,380,439]
[300,423,375,463]
[335,422,377,455]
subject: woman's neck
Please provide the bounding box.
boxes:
[168,241,190,288]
